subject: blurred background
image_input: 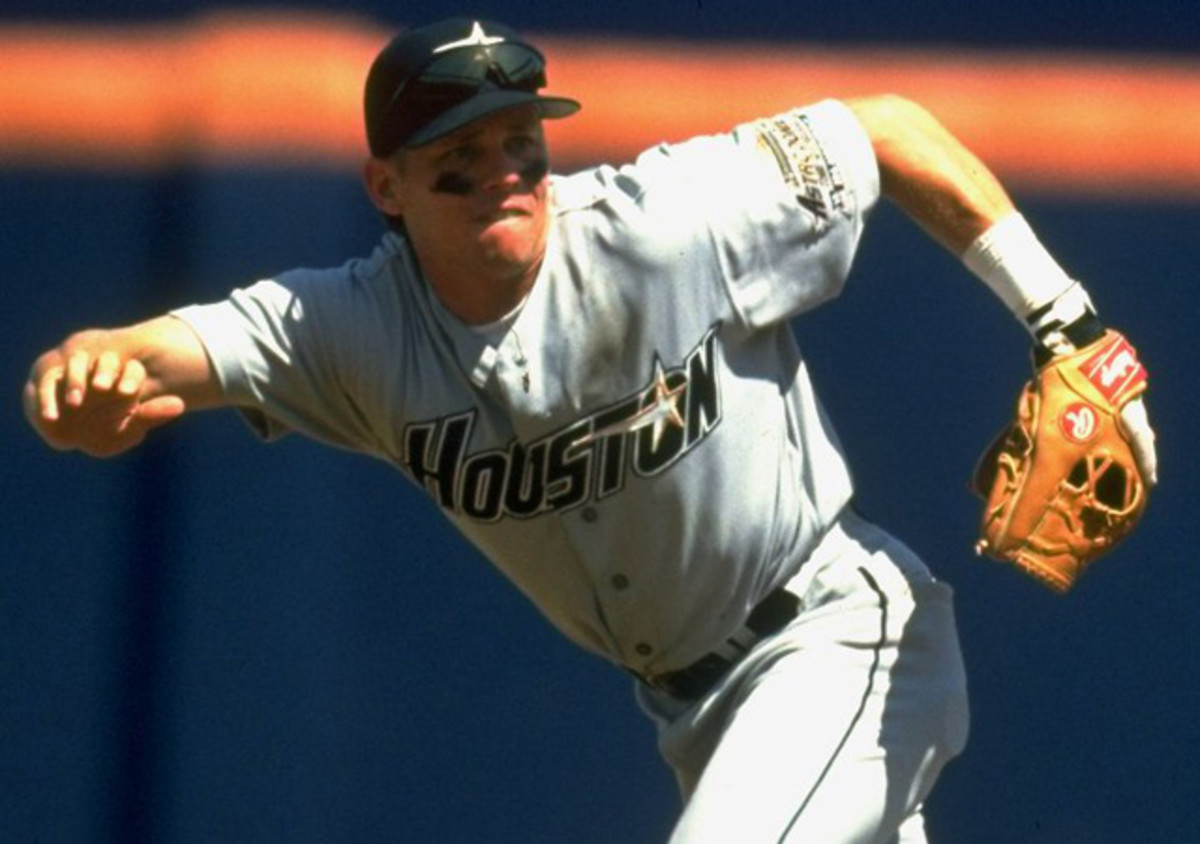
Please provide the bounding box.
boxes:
[3,1,1199,842]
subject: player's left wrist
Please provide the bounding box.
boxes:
[960,212,1107,363]
[1027,284,1106,366]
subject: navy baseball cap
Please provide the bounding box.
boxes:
[364,18,581,155]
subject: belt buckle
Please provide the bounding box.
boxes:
[634,669,681,700]
[636,588,801,701]
[643,653,730,701]
[640,671,674,696]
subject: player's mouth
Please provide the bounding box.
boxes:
[475,202,532,225]
[485,205,526,219]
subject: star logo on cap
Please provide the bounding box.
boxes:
[433,21,506,53]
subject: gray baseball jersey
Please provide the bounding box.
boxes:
[173,99,879,678]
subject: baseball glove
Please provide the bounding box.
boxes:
[972,330,1149,592]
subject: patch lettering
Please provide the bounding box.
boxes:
[753,111,849,223]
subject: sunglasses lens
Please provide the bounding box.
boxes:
[418,44,546,95]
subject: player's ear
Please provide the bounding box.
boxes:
[363,156,406,216]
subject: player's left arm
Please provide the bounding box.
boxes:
[846,94,1157,486]
[847,94,1013,252]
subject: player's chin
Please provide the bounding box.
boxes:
[476,215,540,257]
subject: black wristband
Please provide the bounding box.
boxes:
[1033,311,1106,366]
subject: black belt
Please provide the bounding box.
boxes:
[636,587,801,701]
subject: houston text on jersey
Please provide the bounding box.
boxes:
[402,325,723,521]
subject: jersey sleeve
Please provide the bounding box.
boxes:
[171,268,385,454]
[631,99,880,330]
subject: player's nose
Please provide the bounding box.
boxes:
[477,146,529,192]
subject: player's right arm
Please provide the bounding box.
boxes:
[23,315,225,458]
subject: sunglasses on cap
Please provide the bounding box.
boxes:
[370,41,577,154]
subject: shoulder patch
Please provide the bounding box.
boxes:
[751,111,850,223]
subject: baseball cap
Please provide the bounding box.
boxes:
[364,18,581,155]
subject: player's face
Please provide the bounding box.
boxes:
[380,107,551,292]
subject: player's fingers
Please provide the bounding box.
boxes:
[117,396,186,449]
[116,358,147,397]
[134,395,187,427]
[35,364,67,422]
[91,350,123,391]
[64,349,92,408]
[1120,398,1158,487]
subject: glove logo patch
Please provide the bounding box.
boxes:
[1082,335,1145,404]
[1060,403,1098,443]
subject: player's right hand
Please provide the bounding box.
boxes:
[23,331,187,458]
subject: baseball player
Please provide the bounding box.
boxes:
[24,17,1156,843]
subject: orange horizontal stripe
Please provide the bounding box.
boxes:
[2,12,1199,198]
[0,12,378,168]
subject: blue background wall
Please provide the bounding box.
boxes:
[4,2,1200,842]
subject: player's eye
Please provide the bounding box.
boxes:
[440,144,480,167]
[505,135,538,157]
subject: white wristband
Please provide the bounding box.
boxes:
[962,212,1075,319]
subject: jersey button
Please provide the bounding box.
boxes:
[581,507,599,523]
[610,574,630,591]
[635,642,654,657]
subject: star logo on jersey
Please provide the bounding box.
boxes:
[433,21,506,53]
[573,360,687,451]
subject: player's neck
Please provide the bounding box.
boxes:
[423,255,542,325]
